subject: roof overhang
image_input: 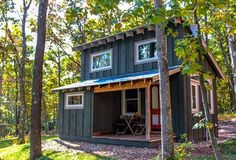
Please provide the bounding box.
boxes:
[73,25,156,52]
[52,66,181,92]
[73,18,184,52]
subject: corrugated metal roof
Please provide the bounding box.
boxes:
[52,66,180,91]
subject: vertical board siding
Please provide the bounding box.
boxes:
[76,110,83,137]
[58,92,64,136]
[58,90,93,138]
[69,110,76,136]
[83,91,92,137]
[170,74,188,137]
[93,91,121,133]
[189,58,218,141]
[80,27,183,81]
[81,28,185,81]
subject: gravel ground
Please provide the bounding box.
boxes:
[191,119,236,157]
[42,139,159,160]
[42,119,236,160]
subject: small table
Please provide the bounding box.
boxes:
[120,114,137,135]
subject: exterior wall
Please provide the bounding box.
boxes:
[188,58,219,141]
[170,73,190,138]
[93,91,121,133]
[58,90,93,139]
[80,23,184,81]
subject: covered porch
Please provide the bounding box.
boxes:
[90,67,180,145]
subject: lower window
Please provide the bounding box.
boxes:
[65,92,84,109]
[122,89,141,115]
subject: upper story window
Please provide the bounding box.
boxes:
[65,92,84,109]
[135,38,158,64]
[90,49,112,72]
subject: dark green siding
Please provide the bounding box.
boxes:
[58,90,93,138]
[170,73,189,137]
[81,24,182,81]
[188,58,219,141]
[93,91,121,133]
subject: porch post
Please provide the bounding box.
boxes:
[145,86,151,140]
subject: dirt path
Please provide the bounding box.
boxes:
[42,120,236,160]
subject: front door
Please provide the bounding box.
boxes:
[151,85,161,130]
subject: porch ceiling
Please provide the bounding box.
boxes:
[52,66,181,92]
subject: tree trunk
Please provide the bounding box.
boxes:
[193,3,222,159]
[0,15,8,124]
[30,0,48,159]
[215,28,236,109]
[18,0,32,144]
[228,34,236,111]
[15,60,19,135]
[154,0,174,159]
[0,53,6,123]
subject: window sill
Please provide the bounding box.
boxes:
[135,58,158,65]
[65,106,84,110]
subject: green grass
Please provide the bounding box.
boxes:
[0,135,112,160]
[193,139,236,160]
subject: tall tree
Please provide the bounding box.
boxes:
[154,0,174,159]
[228,35,236,110]
[30,0,48,159]
[193,2,222,158]
[174,0,223,159]
[18,0,32,144]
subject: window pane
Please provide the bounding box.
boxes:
[207,90,211,109]
[126,99,138,113]
[68,95,82,105]
[192,85,196,109]
[138,42,157,61]
[126,89,137,99]
[152,86,159,109]
[93,52,111,69]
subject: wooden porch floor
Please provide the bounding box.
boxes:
[92,133,161,143]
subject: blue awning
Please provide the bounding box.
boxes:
[52,66,180,91]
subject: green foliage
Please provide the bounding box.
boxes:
[175,38,202,75]
[192,112,213,130]
[0,136,17,148]
[162,134,193,160]
[174,141,192,160]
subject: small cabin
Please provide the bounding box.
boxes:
[53,22,224,148]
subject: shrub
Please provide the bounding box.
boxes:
[174,134,192,160]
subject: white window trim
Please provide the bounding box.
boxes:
[65,92,84,109]
[90,49,113,73]
[121,89,141,115]
[134,38,158,65]
[208,79,214,114]
[191,79,200,114]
